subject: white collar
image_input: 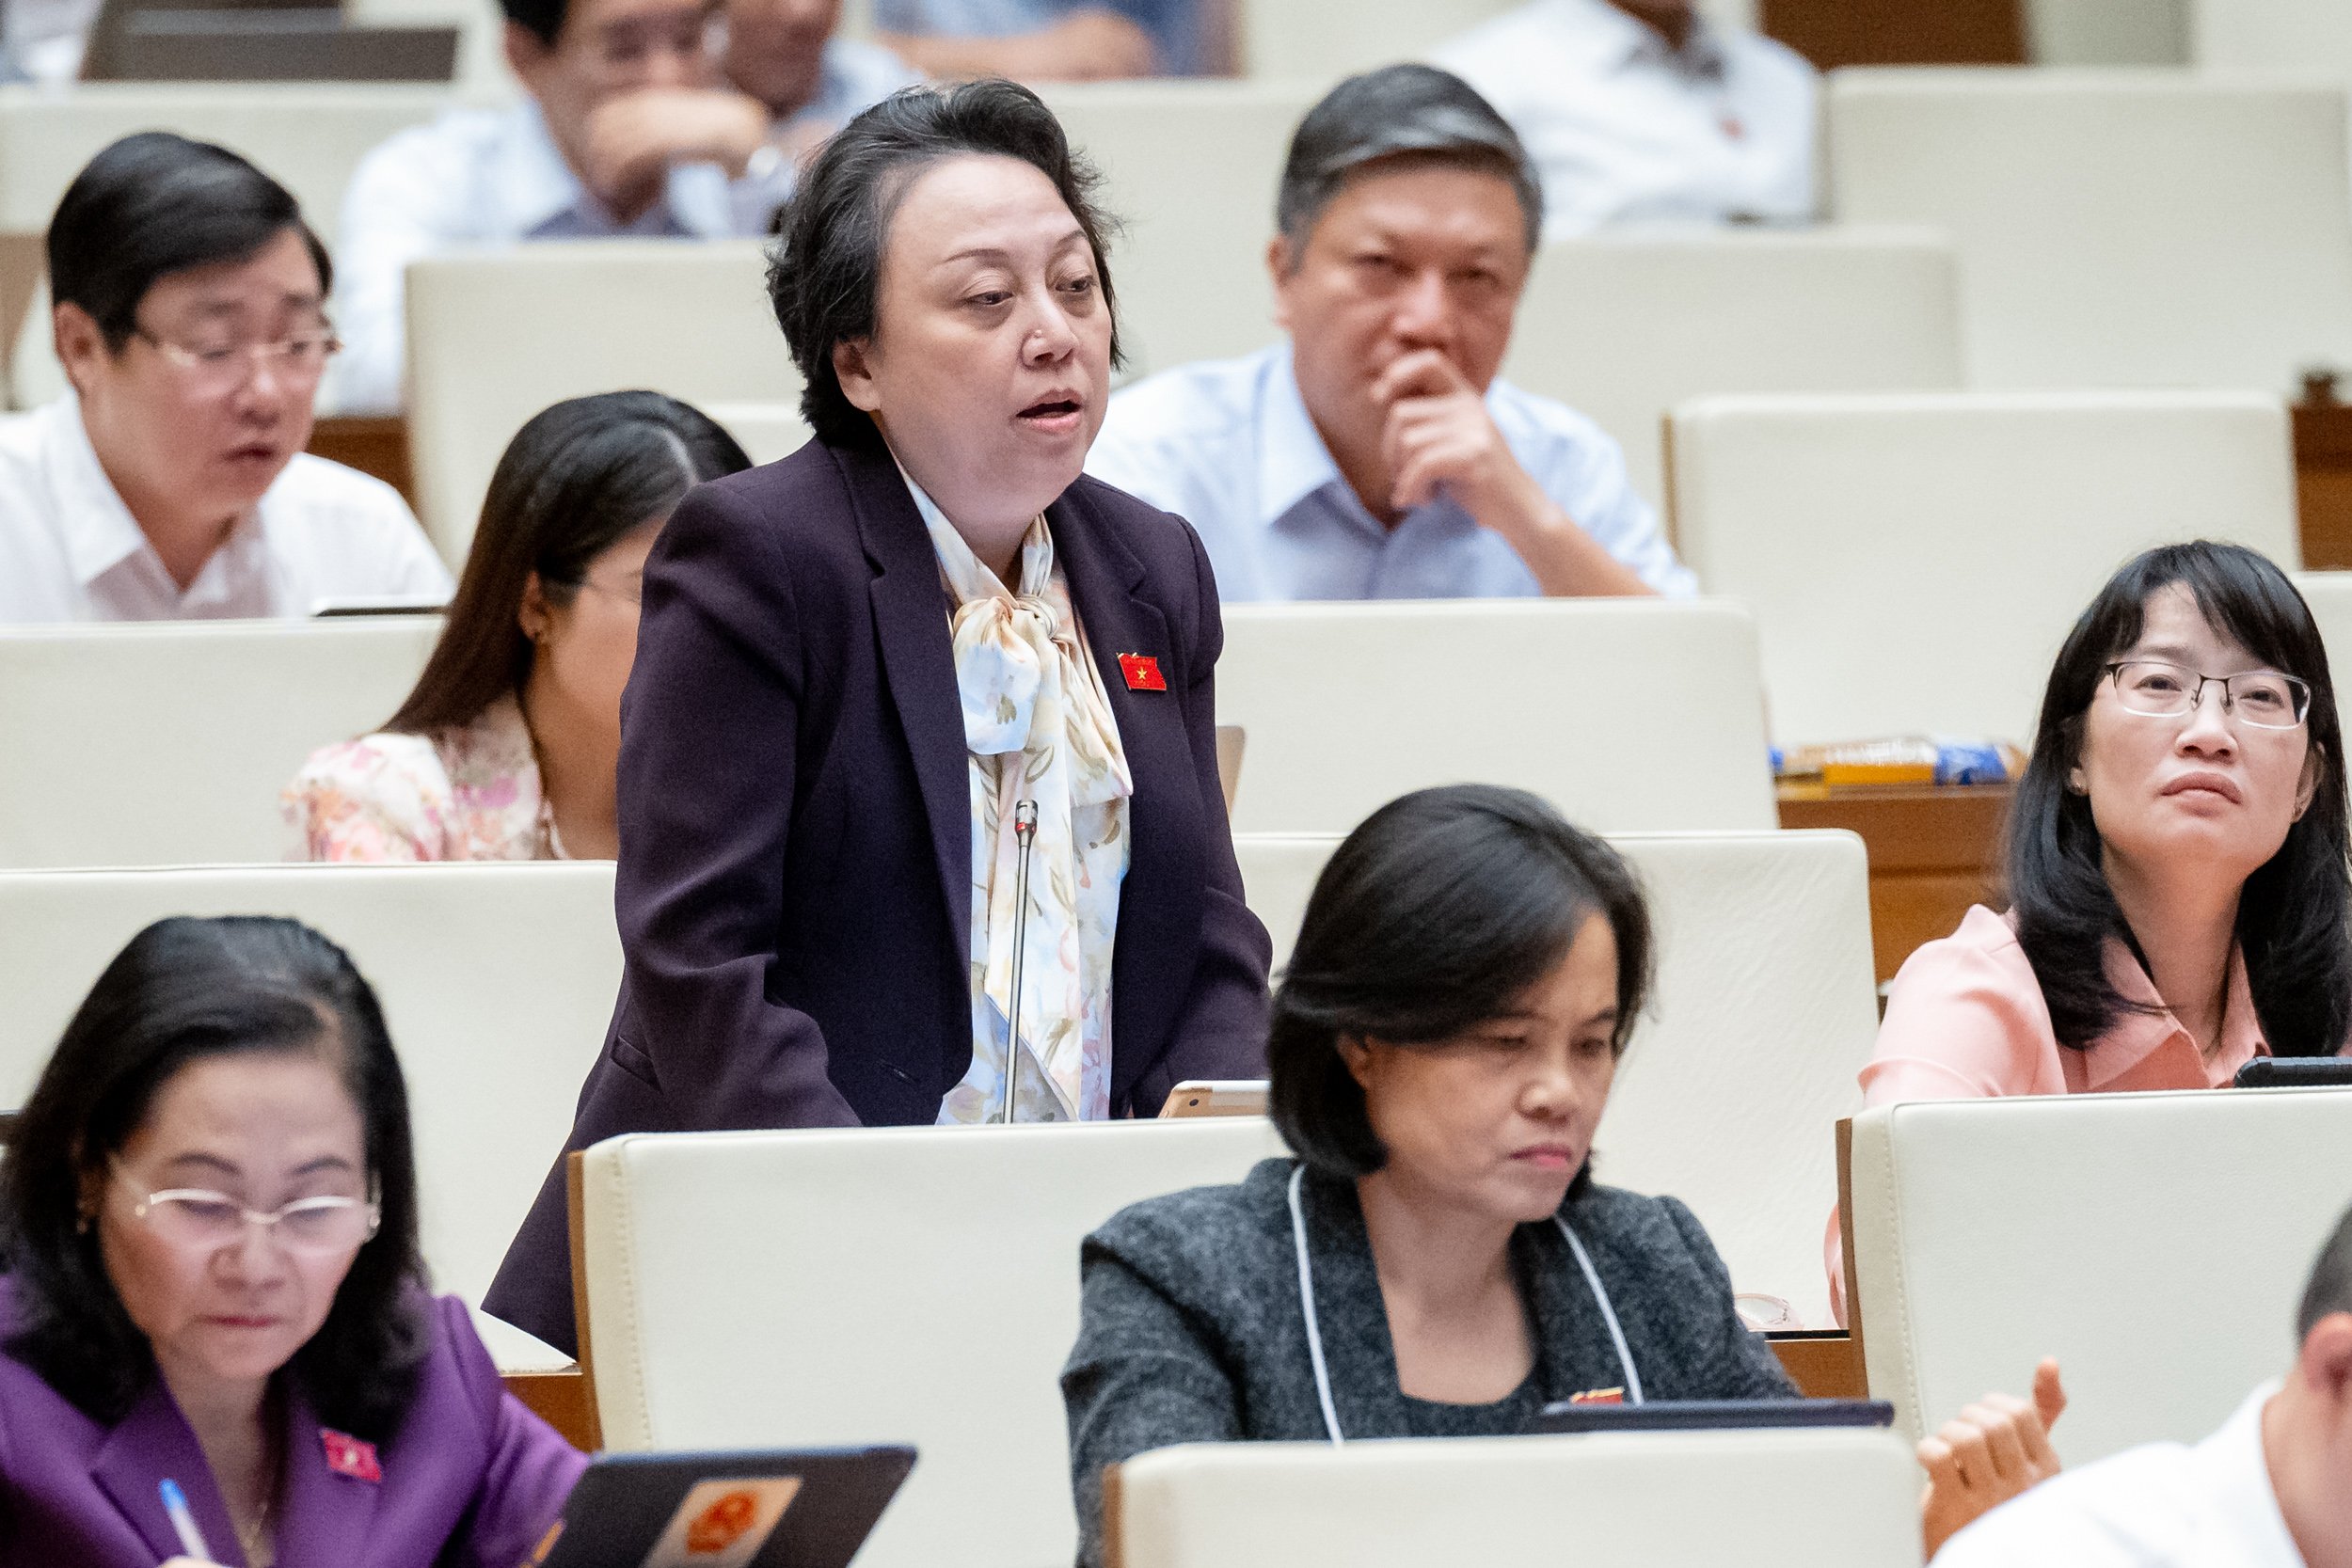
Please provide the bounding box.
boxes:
[488,97,599,235]
[2201,1380,2304,1564]
[1254,341,1352,531]
[1543,0,1728,75]
[39,394,263,590]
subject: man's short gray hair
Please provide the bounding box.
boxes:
[1274,64,1543,259]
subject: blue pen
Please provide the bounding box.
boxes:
[158,1479,214,1563]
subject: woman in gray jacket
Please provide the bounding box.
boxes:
[1062,784,2067,1564]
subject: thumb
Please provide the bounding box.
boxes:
[2032,1357,2067,1430]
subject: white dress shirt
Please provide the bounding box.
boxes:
[328,42,914,415]
[0,397,453,624]
[1934,1383,2306,1568]
[1084,341,1695,601]
[1430,0,1818,238]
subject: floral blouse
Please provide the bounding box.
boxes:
[281,693,573,862]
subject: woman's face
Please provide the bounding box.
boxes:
[2074,583,2322,890]
[1340,912,1621,1228]
[96,1050,372,1398]
[525,518,660,736]
[834,153,1114,532]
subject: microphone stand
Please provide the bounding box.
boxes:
[998,800,1040,1125]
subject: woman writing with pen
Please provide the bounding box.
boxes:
[0,916,582,1566]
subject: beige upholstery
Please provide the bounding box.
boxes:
[1235,829,1874,1325]
[2029,0,2190,63]
[2191,0,2352,71]
[0,84,453,406]
[1668,390,2300,746]
[0,863,620,1314]
[1826,69,2352,394]
[1115,1430,1923,1568]
[702,400,813,467]
[0,619,440,869]
[1848,1089,2352,1458]
[1502,227,1963,508]
[405,241,797,560]
[1041,80,1321,376]
[2293,573,2352,677]
[580,1118,1288,1568]
[1241,0,1512,78]
[1216,600,1777,833]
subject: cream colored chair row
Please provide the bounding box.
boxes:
[1666,389,2301,746]
[1239,829,1878,1327]
[2192,0,2352,74]
[1114,1430,1923,1568]
[0,863,618,1319]
[2293,572,2352,675]
[1826,68,2352,396]
[1847,1087,2352,1461]
[0,618,438,870]
[404,241,796,560]
[1217,599,1778,833]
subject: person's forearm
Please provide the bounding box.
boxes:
[1507,502,1658,598]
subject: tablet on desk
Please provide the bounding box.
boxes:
[2234,1057,2352,1089]
[1526,1399,1894,1436]
[532,1445,914,1568]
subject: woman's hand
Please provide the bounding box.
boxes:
[1918,1357,2066,1558]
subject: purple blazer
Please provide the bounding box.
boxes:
[485,437,1273,1354]
[0,1283,585,1568]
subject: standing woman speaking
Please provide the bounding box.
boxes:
[488,80,1273,1351]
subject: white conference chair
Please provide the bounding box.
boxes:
[703,400,813,467]
[1236,828,1876,1327]
[1848,1088,2352,1457]
[1826,68,2352,395]
[1114,1429,1922,1568]
[0,83,455,407]
[0,863,620,1315]
[1240,0,1514,78]
[1041,79,1323,377]
[1667,389,2300,746]
[579,1117,1290,1568]
[0,618,440,869]
[1502,226,1963,510]
[405,241,799,561]
[1216,599,1777,834]
[2191,0,2352,74]
[2293,572,2352,677]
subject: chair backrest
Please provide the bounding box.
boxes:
[1216,599,1777,833]
[1848,1089,2352,1457]
[1041,79,1322,377]
[404,241,798,559]
[1667,389,2300,746]
[2190,0,2352,72]
[1234,828,1875,1325]
[0,618,440,869]
[1114,1429,1923,1568]
[702,400,813,467]
[0,863,620,1307]
[1240,0,1515,77]
[1502,227,1963,508]
[581,1118,1290,1567]
[1825,68,2352,393]
[2292,571,2352,678]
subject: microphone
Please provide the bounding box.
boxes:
[998,800,1040,1125]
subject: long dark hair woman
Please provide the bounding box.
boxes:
[0,916,582,1567]
[482,80,1271,1355]
[1827,541,2352,1317]
[283,391,750,862]
[1061,785,2062,1568]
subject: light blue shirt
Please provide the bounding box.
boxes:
[874,0,1200,73]
[1085,342,1697,601]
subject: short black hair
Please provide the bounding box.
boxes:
[48,132,331,353]
[0,917,429,1439]
[1276,64,1543,261]
[2298,1203,2352,1339]
[2007,542,2352,1058]
[770,78,1123,451]
[501,0,566,46]
[385,390,750,736]
[1268,784,1652,1180]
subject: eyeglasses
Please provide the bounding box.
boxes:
[132,326,342,395]
[2104,660,2312,730]
[111,1160,380,1256]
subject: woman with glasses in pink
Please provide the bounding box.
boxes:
[0,914,585,1567]
[0,133,450,624]
[285,391,748,862]
[1828,541,2352,1319]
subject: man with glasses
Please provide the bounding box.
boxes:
[330,0,914,415]
[0,135,451,624]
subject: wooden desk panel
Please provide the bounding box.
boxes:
[502,1368,598,1452]
[307,416,415,509]
[1761,0,2024,70]
[1778,784,2010,983]
[2296,404,2352,571]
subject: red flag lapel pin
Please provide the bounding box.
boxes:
[1117,653,1167,692]
[322,1429,382,1483]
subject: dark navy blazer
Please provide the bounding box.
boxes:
[486,436,1273,1353]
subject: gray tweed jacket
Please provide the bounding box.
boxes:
[1060,1156,1796,1566]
